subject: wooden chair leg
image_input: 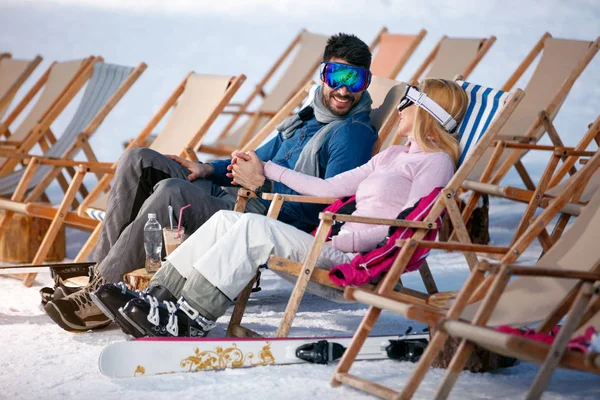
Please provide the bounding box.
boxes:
[74,222,102,262]
[418,261,438,294]
[226,274,257,337]
[433,266,512,399]
[276,220,332,337]
[22,166,86,287]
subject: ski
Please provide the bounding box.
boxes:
[98,333,429,378]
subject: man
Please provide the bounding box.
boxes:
[44,33,378,332]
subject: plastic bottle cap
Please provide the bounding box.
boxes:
[148,213,157,219]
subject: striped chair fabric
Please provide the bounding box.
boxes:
[0,62,134,196]
[456,81,510,167]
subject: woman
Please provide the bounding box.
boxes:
[93,79,468,338]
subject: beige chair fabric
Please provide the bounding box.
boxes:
[211,31,328,149]
[0,56,40,119]
[424,38,485,79]
[461,184,600,327]
[87,73,237,217]
[150,74,233,155]
[370,31,425,79]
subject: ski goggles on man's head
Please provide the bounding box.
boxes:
[397,85,458,132]
[319,62,372,93]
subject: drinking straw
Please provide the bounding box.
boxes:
[168,205,174,230]
[177,204,191,238]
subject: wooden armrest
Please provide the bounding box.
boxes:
[237,188,258,198]
[396,239,510,254]
[494,135,537,143]
[262,193,338,205]
[0,141,21,147]
[487,263,600,281]
[494,142,595,157]
[320,212,437,229]
[23,158,114,171]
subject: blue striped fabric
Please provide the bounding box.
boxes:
[0,62,134,196]
[456,81,510,167]
[85,208,105,221]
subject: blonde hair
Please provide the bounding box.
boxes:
[412,79,468,165]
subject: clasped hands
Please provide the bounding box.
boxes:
[226,150,266,191]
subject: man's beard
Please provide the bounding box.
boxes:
[323,91,356,116]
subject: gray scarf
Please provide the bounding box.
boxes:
[276,86,372,177]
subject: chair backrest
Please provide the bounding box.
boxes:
[370,29,427,79]
[461,175,600,328]
[149,73,235,155]
[412,37,491,83]
[0,55,42,119]
[9,60,86,142]
[218,31,328,147]
[85,72,243,214]
[455,81,512,167]
[469,37,598,180]
[0,62,139,196]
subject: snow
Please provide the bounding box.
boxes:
[0,0,599,399]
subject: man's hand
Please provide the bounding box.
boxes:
[227,150,265,190]
[165,154,213,181]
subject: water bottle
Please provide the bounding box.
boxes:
[143,213,162,273]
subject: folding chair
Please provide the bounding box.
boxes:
[461,114,599,250]
[0,61,147,200]
[369,27,427,79]
[452,34,599,249]
[1,72,246,286]
[0,53,43,122]
[0,56,98,176]
[195,29,328,157]
[225,76,462,338]
[379,35,495,150]
[329,137,600,400]
[409,35,495,84]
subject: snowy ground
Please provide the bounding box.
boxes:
[1,0,600,399]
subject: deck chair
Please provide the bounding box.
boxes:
[460,114,600,251]
[451,34,600,248]
[369,27,427,79]
[0,61,147,271]
[329,143,600,400]
[0,72,246,286]
[223,77,498,339]
[379,35,495,150]
[0,56,98,176]
[0,54,43,122]
[409,35,495,84]
[195,29,328,157]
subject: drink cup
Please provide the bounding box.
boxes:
[163,227,186,256]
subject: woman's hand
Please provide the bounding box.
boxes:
[227,150,266,190]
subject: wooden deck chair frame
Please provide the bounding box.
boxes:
[456,35,599,230]
[0,62,147,206]
[0,56,98,176]
[0,61,147,272]
[196,29,328,157]
[408,35,495,85]
[368,27,427,79]
[225,78,462,339]
[459,115,600,253]
[0,54,43,123]
[1,73,247,286]
[329,147,600,400]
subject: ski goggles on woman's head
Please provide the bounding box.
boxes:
[397,85,458,132]
[319,62,372,93]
